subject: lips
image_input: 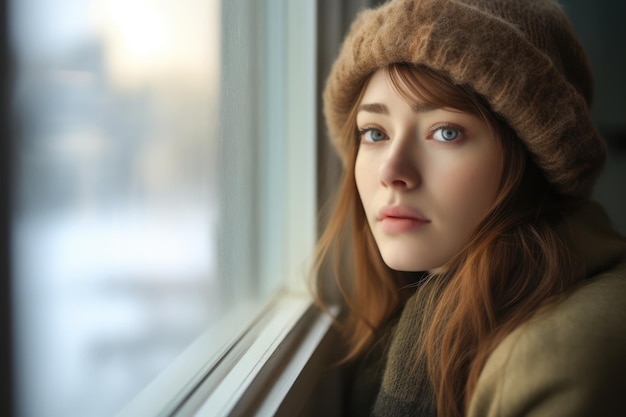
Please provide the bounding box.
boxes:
[377,206,430,234]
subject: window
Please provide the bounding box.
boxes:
[9,1,317,416]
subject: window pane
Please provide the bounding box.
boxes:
[7,0,276,416]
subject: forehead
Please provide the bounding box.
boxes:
[360,69,395,102]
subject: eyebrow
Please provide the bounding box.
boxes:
[357,103,388,114]
[357,101,436,114]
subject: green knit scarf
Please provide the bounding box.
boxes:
[373,283,437,417]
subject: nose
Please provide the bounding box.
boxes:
[379,139,420,189]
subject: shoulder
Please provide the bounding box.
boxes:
[468,262,626,417]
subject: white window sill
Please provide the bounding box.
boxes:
[117,292,338,417]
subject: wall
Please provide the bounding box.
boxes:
[562,0,626,234]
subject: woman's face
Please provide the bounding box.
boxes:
[355,69,503,272]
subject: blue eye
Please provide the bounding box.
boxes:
[433,126,462,142]
[360,128,387,143]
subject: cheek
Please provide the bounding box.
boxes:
[437,157,501,222]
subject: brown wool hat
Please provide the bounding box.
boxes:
[323,0,606,197]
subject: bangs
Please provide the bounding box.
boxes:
[386,63,496,126]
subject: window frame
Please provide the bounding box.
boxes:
[117,1,324,416]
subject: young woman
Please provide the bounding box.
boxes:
[315,0,626,416]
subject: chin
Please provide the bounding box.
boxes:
[380,252,441,273]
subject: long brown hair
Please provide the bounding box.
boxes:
[313,63,585,417]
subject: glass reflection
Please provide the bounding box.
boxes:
[11,0,220,416]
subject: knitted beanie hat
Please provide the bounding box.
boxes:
[323,0,606,197]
